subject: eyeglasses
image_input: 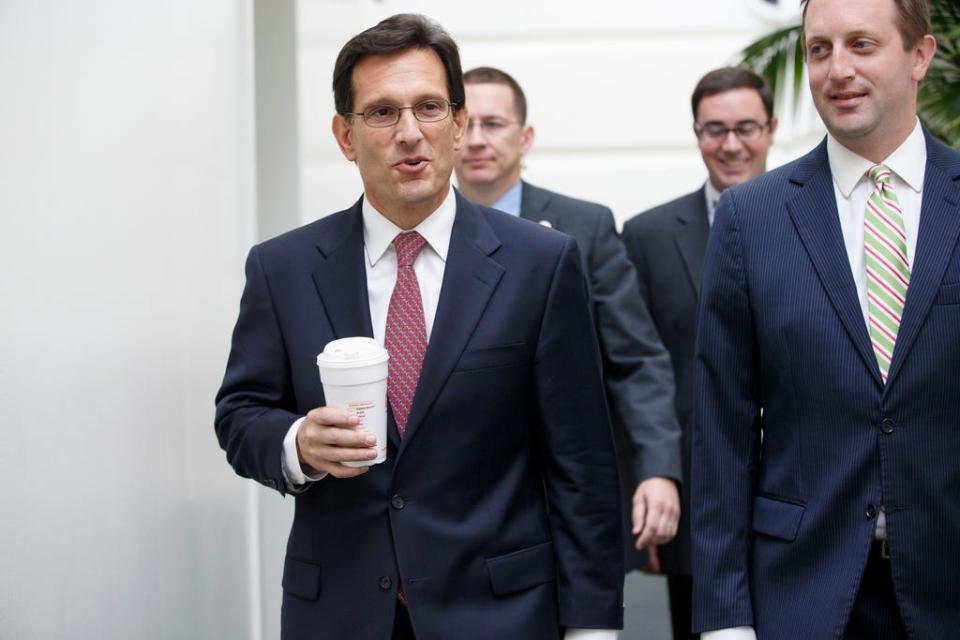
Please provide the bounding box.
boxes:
[466,117,519,137]
[344,99,457,128]
[695,120,769,143]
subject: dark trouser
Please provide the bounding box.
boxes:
[667,573,699,640]
[392,601,416,640]
[844,541,908,639]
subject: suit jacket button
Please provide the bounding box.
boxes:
[881,418,895,434]
[865,504,878,519]
[391,495,405,510]
[379,575,392,591]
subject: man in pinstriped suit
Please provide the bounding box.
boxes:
[692,0,959,638]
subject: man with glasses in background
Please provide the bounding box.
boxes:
[454,66,685,592]
[216,15,624,640]
[620,67,777,640]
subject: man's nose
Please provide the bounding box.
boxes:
[465,120,486,145]
[395,108,424,145]
[828,48,856,82]
[720,129,745,152]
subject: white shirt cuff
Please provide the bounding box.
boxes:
[282,417,327,489]
[565,629,617,640]
[702,627,756,640]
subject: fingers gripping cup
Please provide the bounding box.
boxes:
[316,337,389,467]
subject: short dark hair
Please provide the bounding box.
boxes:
[691,67,775,121]
[332,14,464,115]
[462,66,528,124]
[801,0,931,50]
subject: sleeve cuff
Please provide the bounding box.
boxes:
[282,417,327,490]
[701,627,756,640]
[564,629,618,640]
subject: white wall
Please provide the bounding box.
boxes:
[297,0,824,228]
[0,2,256,638]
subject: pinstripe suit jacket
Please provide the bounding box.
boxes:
[691,132,960,638]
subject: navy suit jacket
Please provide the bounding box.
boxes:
[692,133,960,638]
[519,183,682,572]
[215,192,624,639]
[622,187,710,576]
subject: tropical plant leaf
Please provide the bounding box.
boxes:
[740,25,803,109]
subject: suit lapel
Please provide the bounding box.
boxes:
[310,199,374,341]
[674,189,711,295]
[398,193,505,454]
[885,135,960,385]
[786,142,883,386]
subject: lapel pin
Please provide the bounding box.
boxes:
[538,220,552,228]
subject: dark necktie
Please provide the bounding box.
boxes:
[384,231,428,438]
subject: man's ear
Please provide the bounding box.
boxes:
[911,34,938,83]
[451,105,468,151]
[520,124,535,157]
[768,115,779,139]
[332,114,357,162]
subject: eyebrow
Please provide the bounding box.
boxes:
[700,119,762,126]
[356,92,449,110]
[805,29,880,43]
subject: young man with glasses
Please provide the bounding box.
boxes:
[620,67,776,640]
[216,14,624,640]
[692,0,958,637]
[454,66,685,595]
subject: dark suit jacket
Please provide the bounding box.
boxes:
[692,133,960,638]
[215,192,624,640]
[520,182,682,571]
[621,187,710,576]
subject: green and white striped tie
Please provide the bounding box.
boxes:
[864,164,909,382]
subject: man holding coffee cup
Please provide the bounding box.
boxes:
[215,13,623,640]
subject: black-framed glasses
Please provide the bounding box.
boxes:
[466,117,519,137]
[344,99,457,128]
[695,120,769,143]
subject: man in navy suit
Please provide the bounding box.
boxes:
[215,14,623,640]
[692,0,957,638]
[453,66,683,580]
[621,67,777,640]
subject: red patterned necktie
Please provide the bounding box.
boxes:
[384,231,428,438]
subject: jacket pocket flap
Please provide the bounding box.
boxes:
[752,495,805,541]
[455,343,527,372]
[484,541,556,595]
[935,282,960,305]
[282,557,321,600]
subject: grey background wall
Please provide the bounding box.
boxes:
[0,1,257,637]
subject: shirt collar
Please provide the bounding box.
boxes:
[490,181,523,216]
[704,180,722,225]
[827,118,926,199]
[362,186,456,267]
[703,180,720,216]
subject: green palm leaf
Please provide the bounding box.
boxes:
[739,0,960,149]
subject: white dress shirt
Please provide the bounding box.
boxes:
[703,121,925,640]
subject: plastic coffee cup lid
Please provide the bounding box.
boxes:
[316,337,389,368]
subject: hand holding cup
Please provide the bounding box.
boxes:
[295,405,380,478]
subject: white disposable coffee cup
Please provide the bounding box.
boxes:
[316,337,389,467]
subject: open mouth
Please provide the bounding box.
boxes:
[394,157,429,173]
